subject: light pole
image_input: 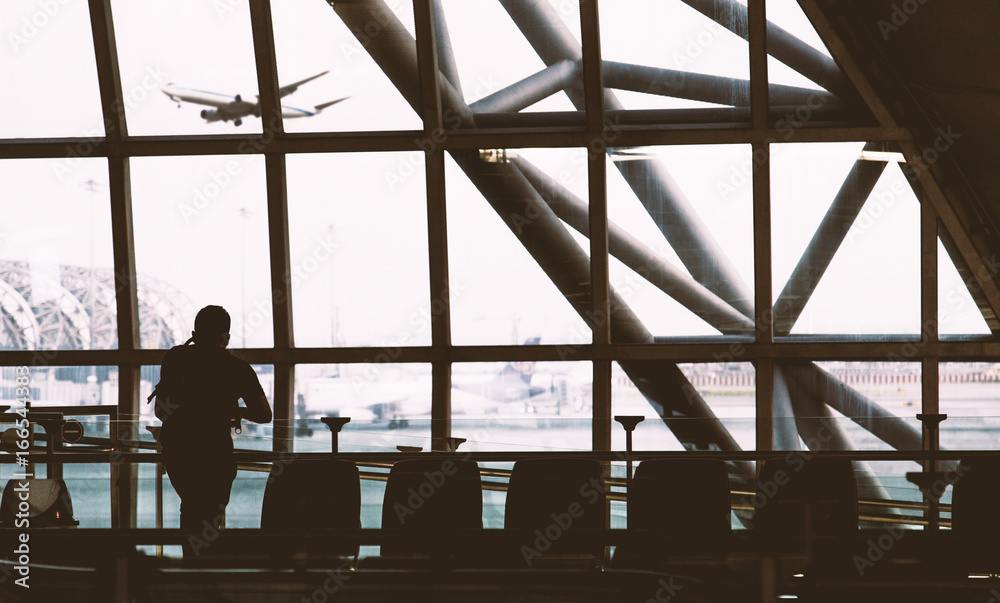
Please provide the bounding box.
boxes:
[239,207,252,348]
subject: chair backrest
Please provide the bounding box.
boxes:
[951,458,1000,535]
[260,459,361,555]
[629,459,732,538]
[753,456,858,537]
[505,458,606,557]
[380,458,483,555]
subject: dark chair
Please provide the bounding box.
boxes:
[504,458,606,561]
[951,457,1000,536]
[753,456,858,538]
[752,456,860,595]
[379,457,483,556]
[629,459,732,536]
[260,459,361,558]
[612,459,746,600]
[617,459,732,561]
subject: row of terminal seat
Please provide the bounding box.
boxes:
[7,456,1000,602]
[261,455,1000,557]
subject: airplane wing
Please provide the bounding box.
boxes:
[314,97,350,112]
[278,70,330,98]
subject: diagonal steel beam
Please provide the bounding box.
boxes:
[513,156,755,334]
[602,61,842,108]
[501,0,755,318]
[470,60,581,114]
[781,361,923,453]
[780,364,893,503]
[677,0,854,100]
[431,0,463,97]
[772,149,889,335]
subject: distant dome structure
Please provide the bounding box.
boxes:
[0,260,193,350]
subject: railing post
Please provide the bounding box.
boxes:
[320,417,351,454]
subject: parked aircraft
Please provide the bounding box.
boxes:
[161,70,347,126]
[294,338,573,425]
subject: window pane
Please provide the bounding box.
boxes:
[453,361,592,452]
[607,145,754,339]
[295,363,432,452]
[272,0,421,133]
[939,239,991,335]
[940,362,1000,450]
[765,0,867,128]
[2,0,104,138]
[447,149,591,345]
[600,0,750,117]
[765,0,833,91]
[0,159,117,350]
[286,153,429,348]
[131,155,272,348]
[782,361,922,452]
[438,0,581,116]
[110,0,260,135]
[5,365,118,407]
[612,361,755,452]
[771,361,922,514]
[772,143,920,336]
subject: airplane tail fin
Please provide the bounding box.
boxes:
[499,337,541,385]
[315,97,350,112]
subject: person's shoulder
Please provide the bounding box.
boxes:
[162,344,191,361]
[220,350,250,370]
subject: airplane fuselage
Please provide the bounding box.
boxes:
[161,71,344,126]
[161,85,321,124]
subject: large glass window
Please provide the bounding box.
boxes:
[607,144,754,339]
[4,365,119,407]
[438,0,581,115]
[772,143,920,336]
[131,155,272,348]
[110,0,260,135]
[785,361,923,452]
[2,0,104,139]
[454,361,592,452]
[600,0,750,115]
[294,362,432,452]
[5,0,1000,555]
[939,362,1000,450]
[612,361,756,452]
[446,148,591,346]
[0,159,117,350]
[286,153,430,348]
[765,0,867,130]
[939,239,992,336]
[271,0,420,133]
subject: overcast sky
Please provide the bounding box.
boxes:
[0,0,988,355]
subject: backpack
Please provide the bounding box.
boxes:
[0,479,79,528]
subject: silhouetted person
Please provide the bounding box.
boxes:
[152,305,272,556]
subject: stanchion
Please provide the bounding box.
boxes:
[146,426,163,557]
[320,417,351,453]
[614,415,644,494]
[906,413,948,531]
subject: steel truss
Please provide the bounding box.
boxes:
[0,260,190,352]
[329,0,988,500]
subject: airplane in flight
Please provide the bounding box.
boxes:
[160,70,348,126]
